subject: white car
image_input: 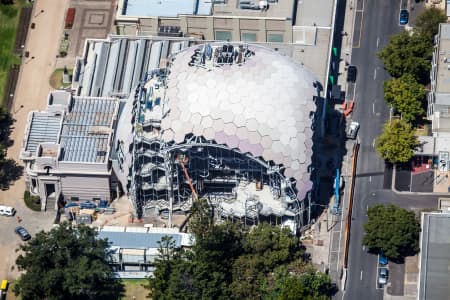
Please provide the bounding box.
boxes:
[378,268,388,285]
[347,121,360,139]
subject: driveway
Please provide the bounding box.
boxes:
[0,0,69,280]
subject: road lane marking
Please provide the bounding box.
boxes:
[376,37,380,49]
[362,245,366,251]
[369,176,372,182]
[372,138,376,148]
[372,102,375,114]
[373,68,377,80]
[360,270,363,280]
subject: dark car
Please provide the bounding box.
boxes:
[400,9,409,25]
[347,65,357,83]
[80,201,96,209]
[15,226,31,241]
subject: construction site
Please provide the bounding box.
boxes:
[21,36,319,232]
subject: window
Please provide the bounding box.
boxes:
[267,33,283,43]
[241,32,257,42]
[215,30,232,41]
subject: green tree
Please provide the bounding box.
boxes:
[230,224,303,299]
[13,222,124,300]
[363,204,421,260]
[298,267,333,300]
[376,120,418,164]
[383,74,426,123]
[378,31,433,83]
[415,7,447,42]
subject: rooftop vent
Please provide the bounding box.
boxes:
[188,43,255,68]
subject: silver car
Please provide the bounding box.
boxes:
[378,268,388,285]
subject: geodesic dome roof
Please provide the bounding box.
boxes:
[160,44,318,200]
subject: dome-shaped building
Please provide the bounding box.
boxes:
[115,43,318,230]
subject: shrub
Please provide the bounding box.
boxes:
[24,190,41,211]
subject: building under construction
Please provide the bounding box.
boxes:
[21,36,319,231]
[113,41,318,230]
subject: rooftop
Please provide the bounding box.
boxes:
[25,112,62,154]
[59,97,117,163]
[160,43,318,200]
[212,0,295,19]
[435,24,450,94]
[99,231,183,249]
[121,0,213,17]
[419,212,450,300]
[74,37,192,98]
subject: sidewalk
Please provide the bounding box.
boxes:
[327,0,358,290]
[1,0,69,205]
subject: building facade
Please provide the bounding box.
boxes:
[20,91,119,209]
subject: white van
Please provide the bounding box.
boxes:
[0,206,16,216]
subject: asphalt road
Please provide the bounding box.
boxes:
[343,0,406,299]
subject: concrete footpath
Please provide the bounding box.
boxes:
[327,0,358,291]
[0,0,69,281]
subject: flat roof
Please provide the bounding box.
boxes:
[59,97,117,163]
[212,0,295,19]
[25,112,62,154]
[122,0,212,17]
[98,231,182,249]
[435,24,450,94]
[419,212,450,300]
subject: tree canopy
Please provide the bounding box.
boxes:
[376,119,418,164]
[0,107,22,189]
[13,222,124,300]
[383,74,426,123]
[377,31,433,84]
[415,7,447,42]
[147,199,334,299]
[363,204,420,260]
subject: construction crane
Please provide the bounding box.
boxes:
[177,154,198,201]
[177,154,200,232]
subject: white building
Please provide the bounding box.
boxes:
[20,91,119,209]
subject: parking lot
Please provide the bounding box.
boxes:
[0,207,55,280]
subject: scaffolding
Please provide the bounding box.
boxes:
[126,65,304,229]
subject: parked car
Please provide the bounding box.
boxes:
[347,65,357,83]
[399,9,409,25]
[0,206,15,216]
[378,252,388,265]
[64,202,79,208]
[80,201,96,209]
[14,226,31,241]
[346,121,360,139]
[378,268,388,285]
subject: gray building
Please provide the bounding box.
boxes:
[97,226,194,278]
[20,91,119,209]
[429,23,450,135]
[418,212,450,300]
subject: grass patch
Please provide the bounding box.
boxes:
[24,190,41,211]
[49,68,72,89]
[121,279,149,300]
[0,1,30,107]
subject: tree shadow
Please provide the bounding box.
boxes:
[0,159,23,190]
